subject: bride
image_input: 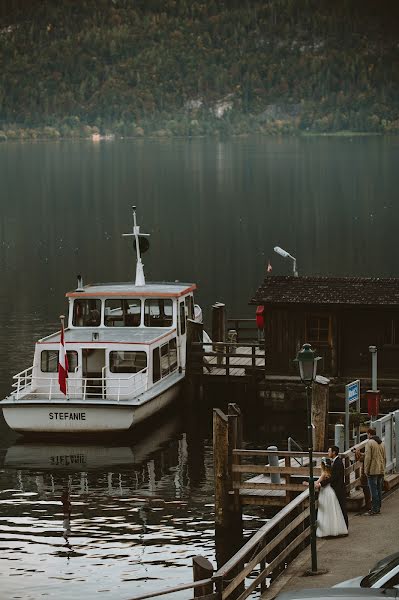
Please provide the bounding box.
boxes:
[315,457,348,538]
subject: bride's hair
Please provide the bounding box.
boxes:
[321,457,332,477]
[321,462,332,477]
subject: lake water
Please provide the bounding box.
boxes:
[1,136,399,599]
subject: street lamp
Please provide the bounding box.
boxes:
[274,246,298,277]
[294,343,322,574]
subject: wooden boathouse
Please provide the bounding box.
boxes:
[251,276,399,381]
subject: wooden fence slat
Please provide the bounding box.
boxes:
[233,465,322,476]
[234,482,309,492]
[233,450,325,458]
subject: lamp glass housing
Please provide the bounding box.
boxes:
[295,343,320,385]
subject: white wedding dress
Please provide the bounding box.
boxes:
[316,484,348,538]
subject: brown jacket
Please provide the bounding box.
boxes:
[364,436,386,476]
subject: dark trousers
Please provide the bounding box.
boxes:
[367,474,383,513]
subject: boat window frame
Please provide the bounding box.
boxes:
[152,337,178,383]
[40,350,78,373]
[109,350,147,374]
[104,298,142,328]
[179,301,186,336]
[72,298,102,327]
[144,298,174,328]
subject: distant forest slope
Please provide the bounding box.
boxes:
[1,0,399,138]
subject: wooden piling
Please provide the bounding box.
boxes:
[192,556,214,597]
[212,303,226,365]
[213,408,229,529]
[228,403,243,513]
[186,318,204,375]
[312,376,330,452]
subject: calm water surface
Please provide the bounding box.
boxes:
[1,136,399,598]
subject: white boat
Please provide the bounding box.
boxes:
[2,208,203,434]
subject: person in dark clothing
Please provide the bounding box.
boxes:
[316,445,348,529]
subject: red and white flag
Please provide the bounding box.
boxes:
[267,260,273,273]
[58,317,69,395]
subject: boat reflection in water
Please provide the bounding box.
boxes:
[0,409,217,599]
[3,414,190,497]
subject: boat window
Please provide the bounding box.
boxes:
[185,295,194,320]
[169,338,177,371]
[109,351,147,373]
[104,299,141,327]
[160,343,169,377]
[41,350,78,373]
[73,299,101,327]
[153,347,161,383]
[179,302,186,335]
[144,299,173,327]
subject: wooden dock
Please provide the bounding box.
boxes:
[191,342,265,379]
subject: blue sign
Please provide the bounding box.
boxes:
[346,380,360,405]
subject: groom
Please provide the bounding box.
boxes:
[317,445,348,528]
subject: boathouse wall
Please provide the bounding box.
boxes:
[263,305,399,379]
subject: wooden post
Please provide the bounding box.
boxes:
[193,556,214,597]
[228,403,243,512]
[213,408,229,529]
[212,303,226,366]
[285,456,292,504]
[312,376,330,452]
[186,318,204,376]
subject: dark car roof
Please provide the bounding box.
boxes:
[276,588,399,600]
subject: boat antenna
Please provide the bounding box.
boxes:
[122,206,150,286]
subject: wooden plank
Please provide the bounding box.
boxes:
[235,482,308,492]
[240,495,287,507]
[233,450,325,458]
[233,465,322,476]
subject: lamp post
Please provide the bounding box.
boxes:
[273,246,298,277]
[295,343,321,574]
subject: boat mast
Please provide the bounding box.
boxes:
[123,206,149,286]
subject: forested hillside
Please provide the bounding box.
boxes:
[1,0,399,138]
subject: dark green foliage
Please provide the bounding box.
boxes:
[0,0,398,137]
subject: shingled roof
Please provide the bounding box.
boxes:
[250,276,399,306]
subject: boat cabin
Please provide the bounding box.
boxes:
[31,282,196,400]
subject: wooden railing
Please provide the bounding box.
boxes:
[213,488,311,599]
[188,341,265,378]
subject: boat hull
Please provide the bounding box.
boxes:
[2,380,181,434]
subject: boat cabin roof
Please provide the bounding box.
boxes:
[66,282,196,298]
[39,328,174,345]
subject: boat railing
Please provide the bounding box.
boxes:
[12,366,148,401]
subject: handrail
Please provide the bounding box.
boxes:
[214,488,309,579]
[13,366,149,401]
[191,341,261,348]
[233,449,325,457]
[127,577,215,600]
